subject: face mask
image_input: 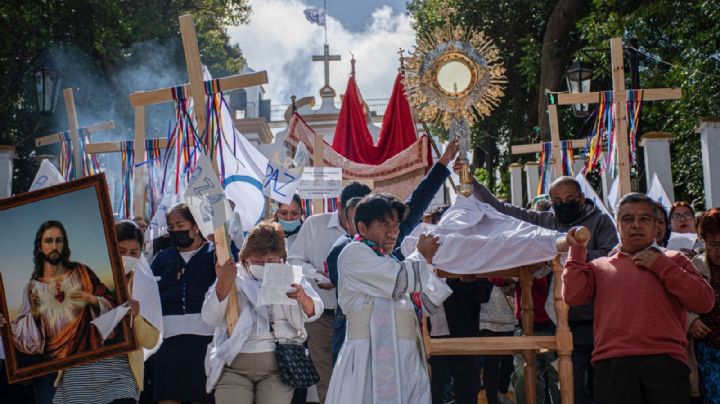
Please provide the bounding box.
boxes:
[248,264,265,281]
[278,219,301,233]
[169,230,194,248]
[122,255,139,275]
[553,200,583,224]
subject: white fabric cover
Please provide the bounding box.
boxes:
[401,195,562,275]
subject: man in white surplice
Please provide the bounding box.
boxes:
[326,193,452,404]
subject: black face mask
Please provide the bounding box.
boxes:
[169,230,195,248]
[553,200,583,224]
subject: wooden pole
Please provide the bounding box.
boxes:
[178,14,236,333]
[610,38,632,197]
[133,106,147,218]
[313,133,325,214]
[63,89,82,177]
[547,103,564,178]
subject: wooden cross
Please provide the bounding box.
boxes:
[84,14,266,334]
[35,88,115,176]
[83,20,267,220]
[548,37,680,197]
[312,44,341,95]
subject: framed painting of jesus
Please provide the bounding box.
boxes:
[0,174,136,383]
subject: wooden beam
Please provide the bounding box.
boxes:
[133,106,148,218]
[610,37,632,197]
[128,71,268,107]
[429,336,558,356]
[555,87,681,105]
[511,138,587,155]
[63,89,82,177]
[312,133,325,214]
[548,104,563,177]
[35,121,115,147]
[84,137,169,154]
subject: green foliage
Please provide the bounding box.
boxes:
[0,0,250,193]
[578,0,720,208]
[410,0,719,208]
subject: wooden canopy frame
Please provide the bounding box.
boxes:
[427,255,574,404]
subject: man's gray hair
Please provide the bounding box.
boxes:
[615,192,659,221]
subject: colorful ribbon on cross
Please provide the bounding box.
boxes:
[627,89,644,167]
[161,85,203,194]
[537,141,553,195]
[119,141,134,219]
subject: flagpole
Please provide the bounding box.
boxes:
[324,0,328,44]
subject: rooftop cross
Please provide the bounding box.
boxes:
[312,44,341,97]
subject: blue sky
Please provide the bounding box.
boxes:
[228,0,416,104]
[0,187,117,315]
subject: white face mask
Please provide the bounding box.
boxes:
[122,255,139,275]
[248,264,265,281]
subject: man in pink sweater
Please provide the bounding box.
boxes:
[563,192,715,404]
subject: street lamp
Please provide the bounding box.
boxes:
[34,56,62,116]
[565,60,592,117]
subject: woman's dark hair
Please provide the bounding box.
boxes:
[116,220,144,245]
[654,201,671,247]
[354,193,407,229]
[166,202,197,226]
[698,208,720,240]
[33,220,77,280]
[275,194,304,221]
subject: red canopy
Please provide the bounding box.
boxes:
[331,73,425,165]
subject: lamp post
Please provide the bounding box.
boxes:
[565,60,593,117]
[34,56,62,116]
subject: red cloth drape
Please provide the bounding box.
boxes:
[331,73,422,165]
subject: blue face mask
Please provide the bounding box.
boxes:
[278,219,301,233]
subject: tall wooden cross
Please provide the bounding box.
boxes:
[35,88,115,176]
[312,44,341,95]
[548,37,681,197]
[83,15,267,334]
[83,19,267,220]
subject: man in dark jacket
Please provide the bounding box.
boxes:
[461,168,618,404]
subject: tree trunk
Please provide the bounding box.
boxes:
[537,0,589,140]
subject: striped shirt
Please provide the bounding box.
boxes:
[53,355,138,404]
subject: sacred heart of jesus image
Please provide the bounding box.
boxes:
[0,174,136,383]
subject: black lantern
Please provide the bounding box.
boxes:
[565,60,592,117]
[34,56,62,116]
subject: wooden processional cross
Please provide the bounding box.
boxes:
[83,18,267,221]
[88,14,267,333]
[511,37,681,196]
[35,88,115,176]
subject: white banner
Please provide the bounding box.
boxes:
[647,173,672,214]
[184,154,233,238]
[298,167,342,199]
[29,160,65,191]
[263,160,302,205]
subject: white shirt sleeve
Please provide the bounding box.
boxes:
[202,281,231,327]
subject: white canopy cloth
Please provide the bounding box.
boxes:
[401,195,562,274]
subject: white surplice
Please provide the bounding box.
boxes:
[325,241,452,404]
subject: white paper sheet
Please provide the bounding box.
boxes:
[258,264,302,306]
[91,303,131,340]
[667,232,698,251]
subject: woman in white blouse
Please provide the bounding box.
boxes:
[202,222,323,404]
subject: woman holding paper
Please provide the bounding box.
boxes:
[202,222,323,404]
[669,201,704,255]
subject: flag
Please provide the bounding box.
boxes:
[646,173,672,214]
[607,176,620,213]
[29,159,65,191]
[304,8,326,26]
[575,173,615,225]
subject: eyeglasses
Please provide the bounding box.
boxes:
[671,213,694,221]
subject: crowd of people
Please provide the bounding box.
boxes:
[1,143,719,404]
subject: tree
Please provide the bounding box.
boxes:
[0,0,251,193]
